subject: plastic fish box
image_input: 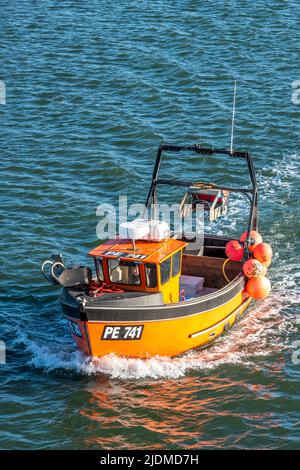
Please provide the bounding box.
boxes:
[119,219,150,240]
[179,275,204,299]
[147,220,170,241]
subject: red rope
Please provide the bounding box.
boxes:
[88,280,125,297]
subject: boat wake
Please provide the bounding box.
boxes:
[17,288,298,380]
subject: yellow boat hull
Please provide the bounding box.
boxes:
[65,289,251,358]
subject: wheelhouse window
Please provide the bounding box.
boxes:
[108,259,141,285]
[95,257,104,281]
[172,250,181,277]
[145,263,157,288]
[160,257,171,285]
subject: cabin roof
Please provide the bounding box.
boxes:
[88,238,187,264]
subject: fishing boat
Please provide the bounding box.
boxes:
[41,144,271,358]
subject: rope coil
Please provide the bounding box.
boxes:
[88,281,124,297]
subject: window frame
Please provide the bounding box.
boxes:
[94,256,104,282]
[160,256,171,285]
[107,258,141,286]
[145,262,158,288]
[172,249,182,278]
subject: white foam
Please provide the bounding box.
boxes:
[16,288,296,380]
[16,331,86,371]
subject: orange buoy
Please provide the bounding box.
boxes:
[253,243,273,263]
[240,230,262,252]
[246,276,271,300]
[262,258,272,269]
[243,259,264,278]
[225,240,244,261]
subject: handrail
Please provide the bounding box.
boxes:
[156,178,255,194]
[144,143,259,254]
[157,144,250,159]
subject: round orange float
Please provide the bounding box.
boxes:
[246,276,271,300]
[253,243,273,263]
[225,240,244,261]
[240,230,262,252]
[243,259,264,278]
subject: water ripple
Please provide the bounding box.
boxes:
[1,0,300,450]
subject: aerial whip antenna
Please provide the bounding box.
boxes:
[230,80,237,153]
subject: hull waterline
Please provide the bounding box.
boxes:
[61,276,252,358]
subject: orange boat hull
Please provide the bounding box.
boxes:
[66,291,252,358]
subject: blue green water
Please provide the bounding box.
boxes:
[0,0,299,449]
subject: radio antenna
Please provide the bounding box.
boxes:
[230,80,237,153]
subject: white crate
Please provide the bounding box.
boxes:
[179,275,204,299]
[148,220,170,241]
[119,219,150,240]
[119,219,170,242]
